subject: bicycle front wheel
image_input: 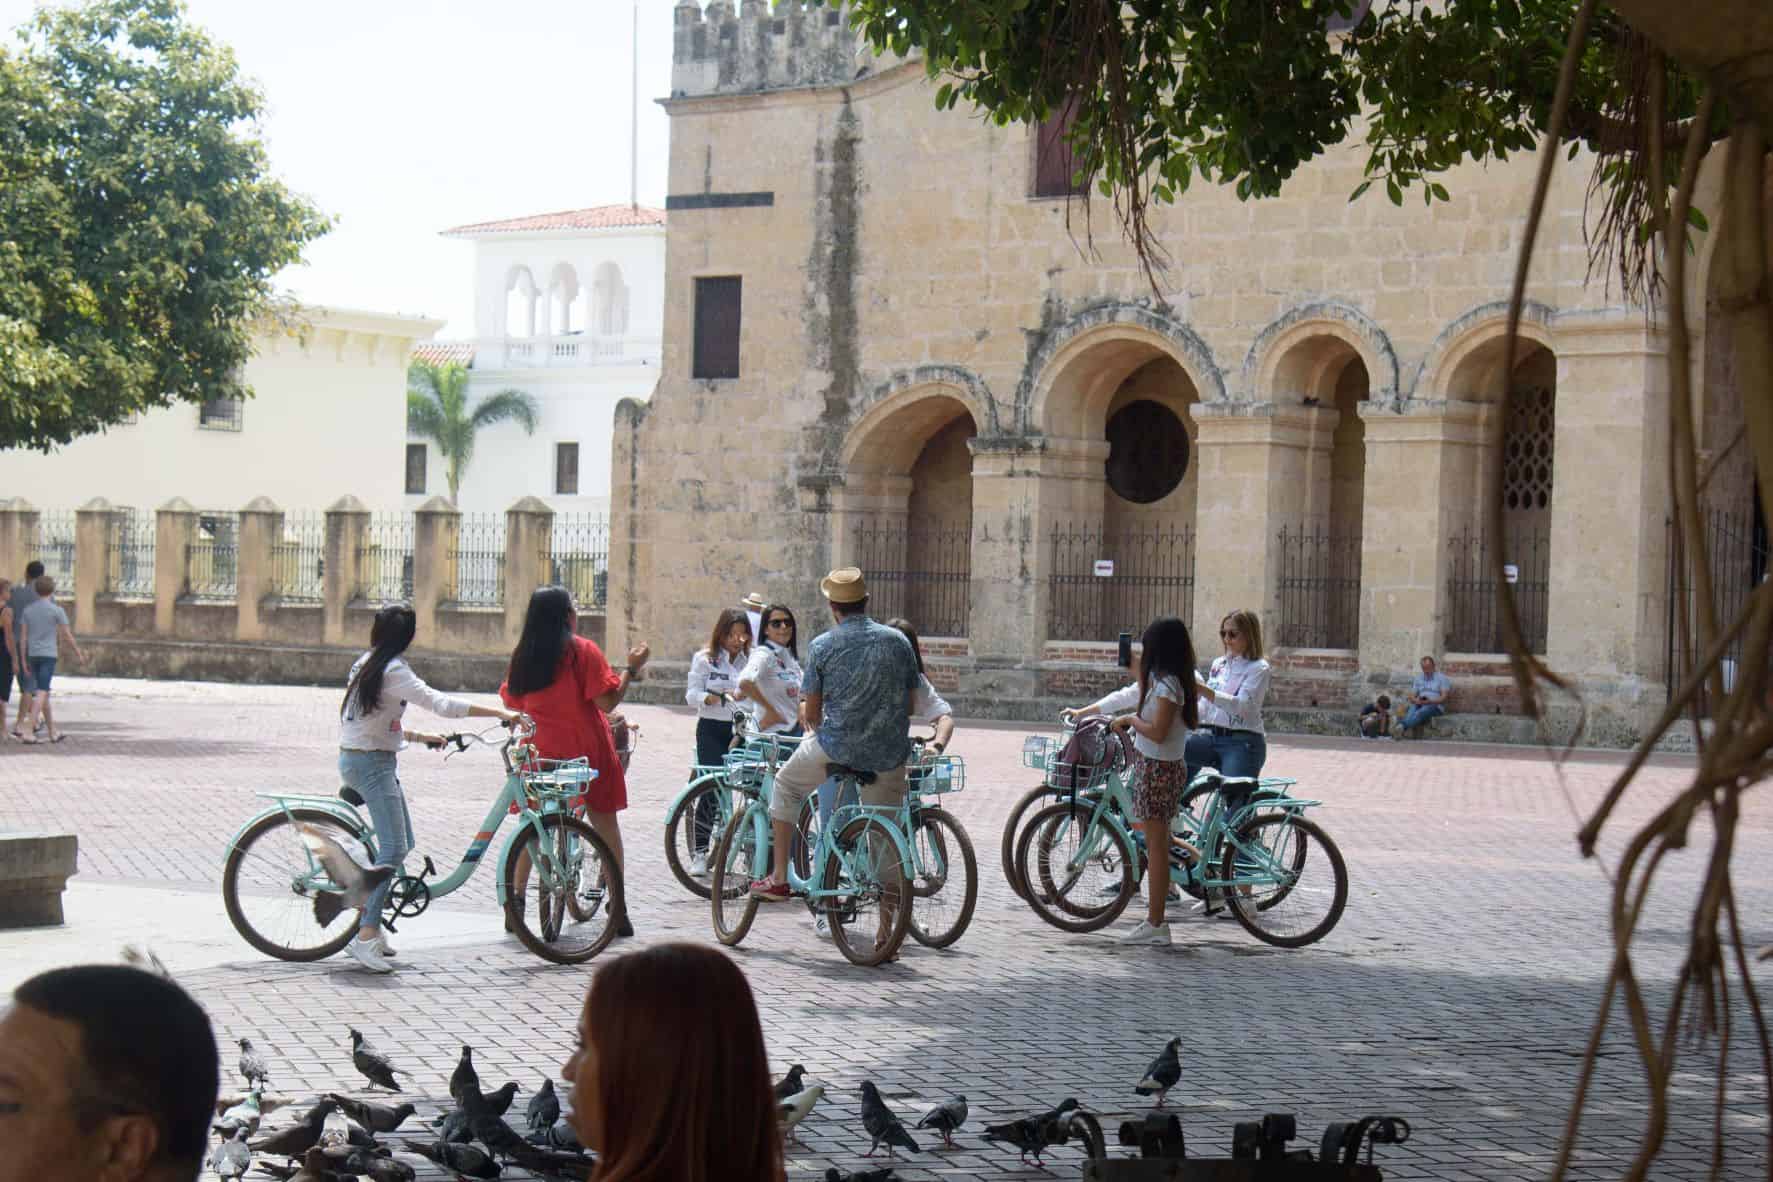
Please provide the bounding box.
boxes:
[1015,802,1137,934]
[1220,814,1348,948]
[503,814,622,965]
[821,814,912,967]
[708,809,764,947]
[223,807,370,962]
[664,779,731,900]
[1001,783,1063,900]
[908,808,978,949]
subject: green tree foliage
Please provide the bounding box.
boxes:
[0,0,328,450]
[832,0,1723,283]
[405,359,539,505]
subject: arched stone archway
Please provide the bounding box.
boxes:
[835,384,978,636]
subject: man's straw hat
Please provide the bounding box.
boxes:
[819,567,867,604]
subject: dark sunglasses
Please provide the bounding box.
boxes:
[1220,629,1240,638]
[767,617,793,628]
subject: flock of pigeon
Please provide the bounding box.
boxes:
[211,1032,1186,1180]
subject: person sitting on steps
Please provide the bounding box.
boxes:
[1394,656,1453,740]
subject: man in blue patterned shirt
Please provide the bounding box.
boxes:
[750,567,918,905]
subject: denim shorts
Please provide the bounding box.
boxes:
[26,656,56,694]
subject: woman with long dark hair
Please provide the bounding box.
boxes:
[684,607,752,870]
[1062,615,1200,947]
[500,586,649,937]
[562,943,785,1182]
[339,604,518,974]
[735,603,802,736]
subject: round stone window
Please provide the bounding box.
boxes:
[1105,399,1189,504]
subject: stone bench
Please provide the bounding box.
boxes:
[0,832,78,927]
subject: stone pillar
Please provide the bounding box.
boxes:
[235,496,283,641]
[411,496,460,642]
[323,495,370,646]
[153,498,198,634]
[504,496,556,644]
[1190,404,1329,633]
[1354,399,1495,673]
[605,401,646,664]
[1545,313,1670,719]
[827,474,912,573]
[73,497,117,633]
[0,498,40,584]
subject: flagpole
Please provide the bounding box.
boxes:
[630,0,640,211]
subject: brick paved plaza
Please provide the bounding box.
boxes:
[1,677,1768,1180]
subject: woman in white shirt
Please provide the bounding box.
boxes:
[684,607,752,864]
[1188,608,1272,786]
[1063,616,1201,947]
[736,602,803,736]
[338,604,518,974]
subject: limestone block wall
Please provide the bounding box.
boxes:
[611,4,1738,745]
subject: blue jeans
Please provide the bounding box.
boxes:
[1402,703,1445,731]
[338,749,413,934]
[27,656,56,694]
[1185,729,1268,815]
[817,776,857,831]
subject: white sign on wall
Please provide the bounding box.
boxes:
[1503,563,1520,585]
[1094,559,1115,577]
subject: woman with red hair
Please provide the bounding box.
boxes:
[562,943,785,1182]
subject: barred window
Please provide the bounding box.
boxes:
[1033,101,1086,199]
[198,398,243,431]
[404,444,427,495]
[555,442,580,496]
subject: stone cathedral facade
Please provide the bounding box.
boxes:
[608,0,1763,745]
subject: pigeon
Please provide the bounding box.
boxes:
[465,1108,530,1159]
[319,1106,375,1148]
[983,1098,1078,1167]
[299,825,396,927]
[481,1080,522,1117]
[524,1117,583,1152]
[211,1127,252,1180]
[250,1101,331,1156]
[215,1088,265,1137]
[365,1157,417,1182]
[1134,1037,1183,1107]
[290,1147,340,1182]
[324,1094,415,1134]
[825,1170,898,1182]
[317,1144,394,1173]
[774,1063,807,1100]
[349,1028,408,1091]
[506,1146,593,1179]
[450,1045,482,1108]
[858,1081,919,1158]
[779,1083,824,1145]
[525,1078,560,1134]
[916,1094,967,1148]
[238,1038,272,1089]
[122,944,173,979]
[403,1138,502,1179]
[435,1107,474,1144]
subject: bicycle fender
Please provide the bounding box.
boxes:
[663,771,729,822]
[225,799,367,859]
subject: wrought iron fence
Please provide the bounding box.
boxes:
[1666,506,1769,702]
[851,517,972,637]
[106,509,155,598]
[186,513,239,601]
[450,514,505,607]
[36,510,76,597]
[356,515,414,604]
[270,512,325,603]
[1048,520,1196,642]
[1276,523,1362,649]
[549,514,609,609]
[1444,522,1550,654]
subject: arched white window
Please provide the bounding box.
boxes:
[549,262,582,336]
[593,262,629,337]
[504,266,538,338]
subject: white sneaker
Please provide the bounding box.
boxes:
[689,850,709,876]
[376,936,397,958]
[1119,920,1172,946]
[814,915,831,940]
[347,936,394,974]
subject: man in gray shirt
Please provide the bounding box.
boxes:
[8,559,42,736]
[16,575,83,743]
[1396,655,1453,739]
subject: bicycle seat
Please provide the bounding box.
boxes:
[339,785,366,808]
[825,763,878,786]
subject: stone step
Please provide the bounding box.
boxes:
[0,832,78,928]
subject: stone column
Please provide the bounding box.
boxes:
[827,474,912,573]
[1354,399,1495,673]
[1189,404,1329,632]
[503,496,556,644]
[153,498,198,634]
[1545,312,1669,735]
[234,496,283,641]
[323,495,369,646]
[0,499,40,584]
[411,496,460,641]
[73,498,117,633]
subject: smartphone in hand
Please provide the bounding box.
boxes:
[1117,631,1134,669]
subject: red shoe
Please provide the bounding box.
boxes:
[748,879,791,902]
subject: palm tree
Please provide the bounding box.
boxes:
[405,359,539,504]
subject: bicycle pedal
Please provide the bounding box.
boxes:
[420,856,437,880]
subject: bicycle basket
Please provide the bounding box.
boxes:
[1021,734,1057,770]
[522,757,596,800]
[912,754,965,796]
[721,749,767,791]
[1046,718,1129,791]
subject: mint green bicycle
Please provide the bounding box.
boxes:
[222,721,623,966]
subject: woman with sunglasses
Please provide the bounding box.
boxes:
[1189,608,1271,781]
[736,603,803,737]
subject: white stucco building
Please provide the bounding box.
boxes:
[0,305,441,514]
[409,205,667,516]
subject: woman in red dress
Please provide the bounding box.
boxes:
[501,585,650,937]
